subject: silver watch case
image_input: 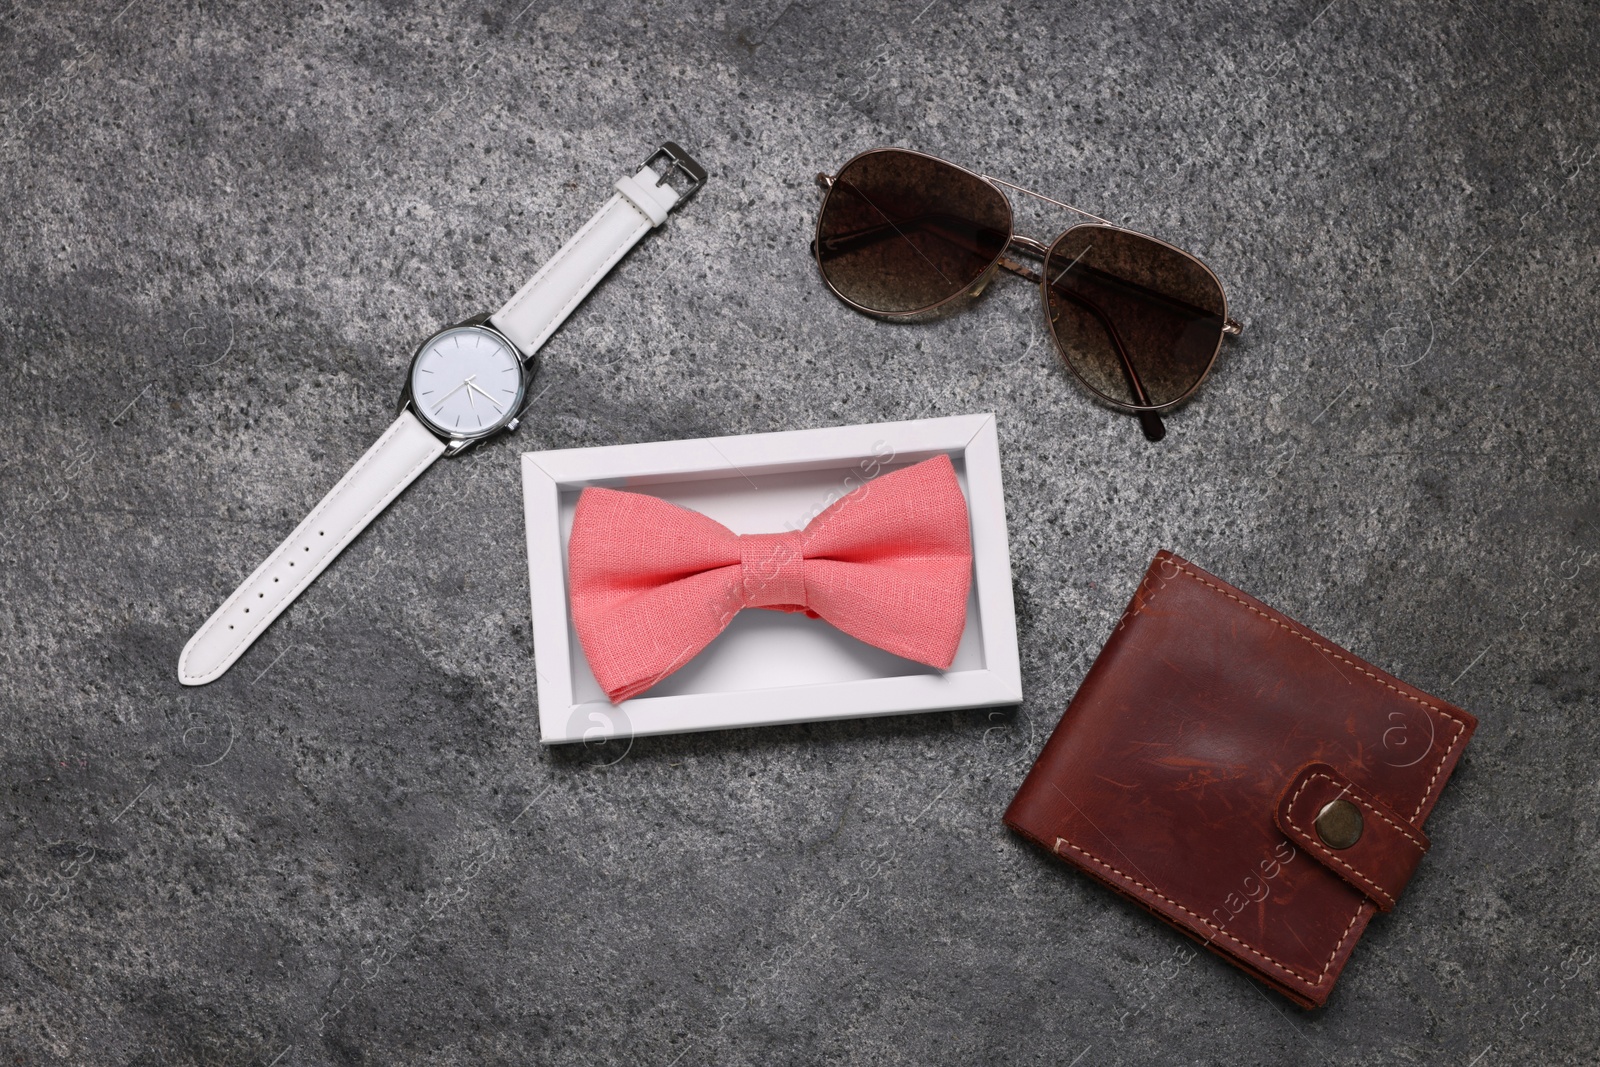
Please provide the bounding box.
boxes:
[397,314,534,456]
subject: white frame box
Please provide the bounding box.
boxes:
[521,413,1022,744]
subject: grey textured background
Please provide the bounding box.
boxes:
[2,0,1598,1063]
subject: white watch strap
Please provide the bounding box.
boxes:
[488,163,682,356]
[178,411,446,685]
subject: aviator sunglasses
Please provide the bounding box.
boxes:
[812,148,1243,441]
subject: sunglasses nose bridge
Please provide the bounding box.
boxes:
[1005,233,1053,260]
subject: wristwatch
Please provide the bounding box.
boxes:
[178,142,706,686]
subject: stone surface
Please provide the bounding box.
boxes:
[2,1,1597,1064]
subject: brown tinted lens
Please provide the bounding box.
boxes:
[817,150,1012,314]
[1042,225,1226,409]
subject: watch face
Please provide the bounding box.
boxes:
[409,326,525,438]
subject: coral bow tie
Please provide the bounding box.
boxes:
[567,454,974,703]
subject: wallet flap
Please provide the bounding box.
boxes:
[1275,762,1430,912]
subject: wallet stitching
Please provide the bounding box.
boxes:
[1120,557,1175,631]
[1299,772,1427,852]
[1163,561,1468,822]
[1053,837,1345,987]
[1282,775,1399,909]
[1324,908,1364,980]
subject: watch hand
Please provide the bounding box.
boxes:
[465,381,505,413]
[431,375,475,414]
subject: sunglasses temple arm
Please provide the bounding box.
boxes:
[1050,284,1167,441]
[815,214,996,260]
[994,254,1165,440]
[1061,260,1237,333]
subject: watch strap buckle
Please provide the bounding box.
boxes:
[642,141,707,205]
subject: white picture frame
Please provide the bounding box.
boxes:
[521,413,1022,744]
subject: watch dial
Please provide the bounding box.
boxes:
[410,327,524,437]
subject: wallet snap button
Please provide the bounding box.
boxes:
[1315,799,1363,849]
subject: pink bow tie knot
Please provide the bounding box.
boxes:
[738,531,807,609]
[567,454,974,703]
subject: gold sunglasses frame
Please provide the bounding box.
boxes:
[812,147,1243,440]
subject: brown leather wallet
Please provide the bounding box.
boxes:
[1004,551,1477,1007]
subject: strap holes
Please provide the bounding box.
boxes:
[244,608,250,613]
[304,546,310,552]
[258,593,264,598]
